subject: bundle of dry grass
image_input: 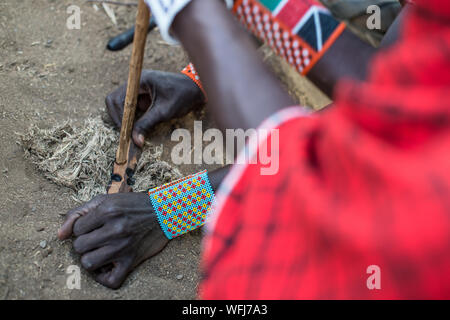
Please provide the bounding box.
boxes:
[20,116,181,202]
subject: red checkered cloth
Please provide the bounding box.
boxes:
[200,0,450,299]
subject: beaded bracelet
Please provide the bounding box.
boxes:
[148,170,215,239]
[181,63,207,100]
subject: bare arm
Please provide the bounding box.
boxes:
[173,0,293,131]
[172,0,407,129]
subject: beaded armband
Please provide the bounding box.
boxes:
[181,63,206,99]
[148,170,215,239]
[233,0,346,75]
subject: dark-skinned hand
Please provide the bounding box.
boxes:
[106,69,205,148]
[58,192,169,289]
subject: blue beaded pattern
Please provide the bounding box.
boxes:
[148,170,215,239]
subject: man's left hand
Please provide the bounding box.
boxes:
[58,193,169,289]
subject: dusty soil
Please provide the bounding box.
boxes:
[0,0,329,299]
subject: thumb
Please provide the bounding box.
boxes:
[58,211,81,240]
[132,106,163,148]
[58,195,105,240]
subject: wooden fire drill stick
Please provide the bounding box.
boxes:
[108,0,150,194]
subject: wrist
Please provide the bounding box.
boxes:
[181,63,207,102]
[147,170,215,239]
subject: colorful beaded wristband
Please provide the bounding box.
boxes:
[181,63,207,100]
[148,170,215,239]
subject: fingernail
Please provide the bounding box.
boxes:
[138,134,144,145]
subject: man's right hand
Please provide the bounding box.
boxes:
[106,70,205,148]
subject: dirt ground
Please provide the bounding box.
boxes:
[0,0,329,300]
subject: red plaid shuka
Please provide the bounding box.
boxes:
[200,0,450,299]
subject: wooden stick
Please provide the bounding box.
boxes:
[108,0,149,194]
[117,0,149,164]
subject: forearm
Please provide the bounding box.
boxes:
[308,4,408,97]
[378,3,410,48]
[208,165,231,192]
[174,0,407,111]
[173,0,294,131]
[307,29,376,97]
